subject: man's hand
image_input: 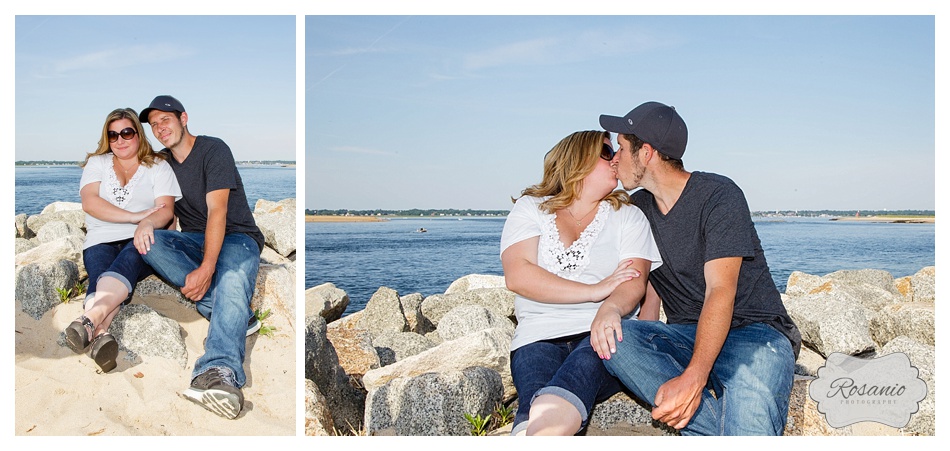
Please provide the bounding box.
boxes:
[182,265,214,301]
[651,368,708,430]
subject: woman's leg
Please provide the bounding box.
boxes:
[526,394,582,435]
[509,340,570,435]
[83,240,150,335]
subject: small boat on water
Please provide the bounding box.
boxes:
[416,228,428,233]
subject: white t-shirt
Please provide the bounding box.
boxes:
[80,153,182,249]
[500,195,663,351]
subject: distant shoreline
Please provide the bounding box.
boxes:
[305,215,389,223]
[830,216,934,224]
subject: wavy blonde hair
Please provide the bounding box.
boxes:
[516,130,629,213]
[81,108,165,168]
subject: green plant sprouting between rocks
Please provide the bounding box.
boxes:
[254,307,278,337]
[465,402,515,436]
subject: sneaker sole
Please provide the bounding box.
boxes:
[246,319,261,337]
[182,387,242,419]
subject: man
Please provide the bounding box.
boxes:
[596,101,801,435]
[135,95,265,419]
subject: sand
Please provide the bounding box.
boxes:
[14,293,296,436]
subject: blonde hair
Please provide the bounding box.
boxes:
[81,108,165,168]
[517,130,629,213]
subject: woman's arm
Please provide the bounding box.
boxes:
[80,182,166,224]
[132,195,175,254]
[501,236,641,304]
[589,257,652,358]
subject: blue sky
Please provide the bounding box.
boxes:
[306,15,935,212]
[14,15,296,162]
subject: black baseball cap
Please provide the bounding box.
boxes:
[599,101,688,159]
[139,95,186,123]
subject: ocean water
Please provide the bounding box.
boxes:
[14,165,295,216]
[306,216,935,316]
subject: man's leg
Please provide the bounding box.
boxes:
[711,323,795,435]
[191,233,259,387]
[140,230,207,315]
[603,320,722,435]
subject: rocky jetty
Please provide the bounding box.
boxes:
[305,269,936,436]
[15,200,296,435]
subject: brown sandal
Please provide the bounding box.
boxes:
[90,333,118,373]
[64,315,94,352]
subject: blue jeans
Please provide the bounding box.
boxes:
[141,230,260,387]
[510,333,623,435]
[83,239,154,306]
[604,321,795,435]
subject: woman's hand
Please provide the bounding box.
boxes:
[587,260,641,302]
[128,203,166,224]
[133,220,155,254]
[590,301,624,359]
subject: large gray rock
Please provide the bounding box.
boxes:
[420,287,515,327]
[41,201,84,214]
[445,274,506,294]
[823,269,898,294]
[110,303,187,368]
[587,392,673,435]
[305,315,366,432]
[304,379,336,436]
[15,213,30,238]
[356,287,408,336]
[806,278,899,312]
[133,275,190,306]
[15,237,36,254]
[306,283,350,323]
[400,293,431,335]
[879,336,934,436]
[35,219,84,244]
[15,235,86,280]
[362,327,516,400]
[911,267,935,303]
[26,209,86,236]
[364,366,503,436]
[16,259,80,320]
[253,198,296,257]
[785,271,825,296]
[785,291,876,357]
[373,331,435,366]
[251,262,296,324]
[869,302,935,347]
[437,305,515,342]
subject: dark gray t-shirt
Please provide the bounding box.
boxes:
[631,171,801,358]
[162,136,265,253]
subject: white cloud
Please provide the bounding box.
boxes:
[51,44,195,74]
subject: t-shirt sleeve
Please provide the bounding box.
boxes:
[619,205,663,271]
[703,181,756,261]
[204,141,239,193]
[79,155,104,192]
[500,196,543,257]
[152,161,183,201]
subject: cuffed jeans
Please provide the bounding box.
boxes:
[83,238,154,307]
[141,230,260,388]
[603,321,795,435]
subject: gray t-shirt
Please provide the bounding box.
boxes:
[162,136,265,253]
[631,171,801,358]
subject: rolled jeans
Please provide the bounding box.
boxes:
[141,230,260,387]
[603,321,795,435]
[82,238,154,307]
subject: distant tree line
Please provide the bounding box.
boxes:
[753,210,934,217]
[306,208,510,217]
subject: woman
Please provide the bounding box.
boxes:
[65,108,181,372]
[500,130,662,435]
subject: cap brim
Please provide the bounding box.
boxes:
[599,114,631,134]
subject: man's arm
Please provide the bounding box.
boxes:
[181,188,229,301]
[650,256,740,430]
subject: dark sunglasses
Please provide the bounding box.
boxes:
[108,127,137,143]
[601,143,615,161]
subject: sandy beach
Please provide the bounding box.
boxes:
[14,293,296,436]
[305,215,388,223]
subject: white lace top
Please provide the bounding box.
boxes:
[500,195,662,351]
[80,153,182,249]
